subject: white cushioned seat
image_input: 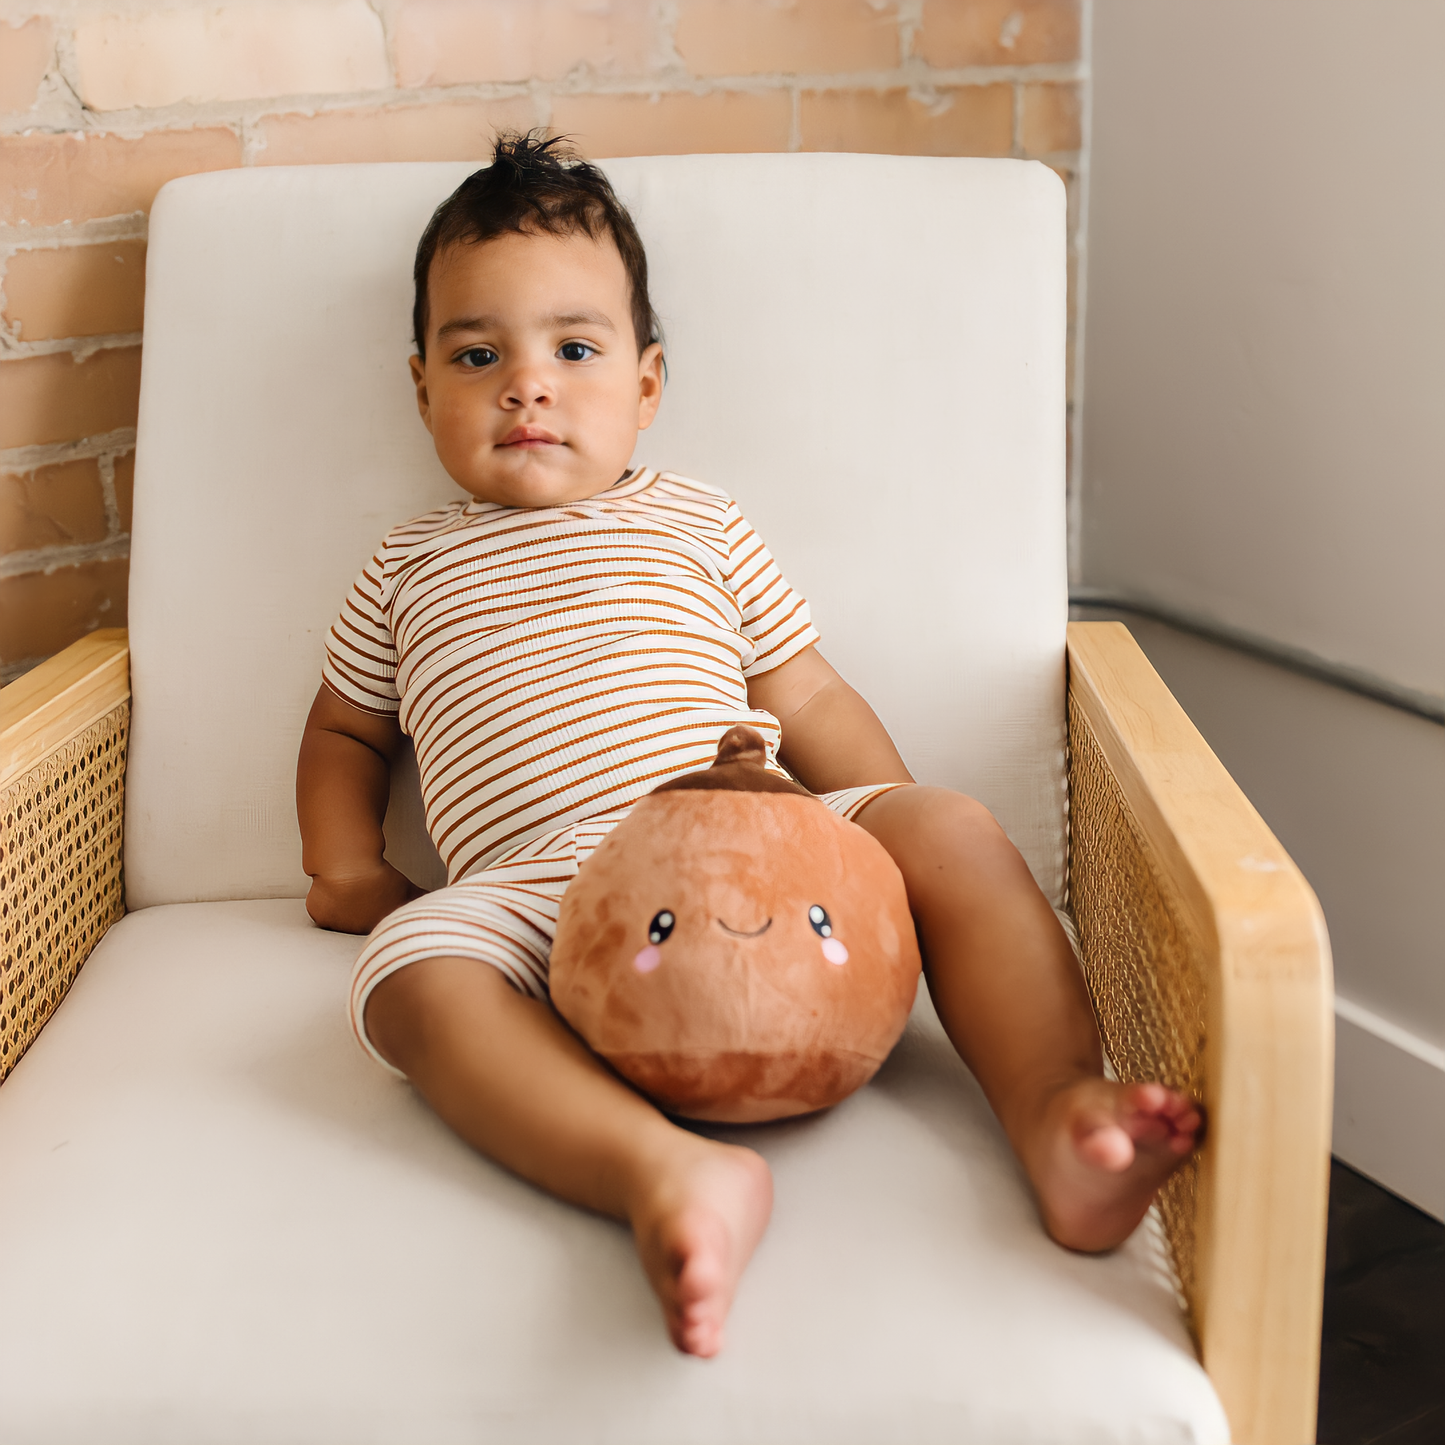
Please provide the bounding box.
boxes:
[0,901,1225,1442]
[0,155,1230,1439]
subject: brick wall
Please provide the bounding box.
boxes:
[0,0,1086,682]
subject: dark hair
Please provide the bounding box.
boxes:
[412,130,661,360]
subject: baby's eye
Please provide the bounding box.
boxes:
[558,341,596,362]
[808,905,832,938]
[457,346,497,369]
[648,910,676,944]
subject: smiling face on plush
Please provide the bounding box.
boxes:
[550,728,921,1123]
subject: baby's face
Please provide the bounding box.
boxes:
[410,228,664,508]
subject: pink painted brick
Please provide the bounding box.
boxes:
[112,452,135,534]
[256,99,536,166]
[2,241,148,342]
[0,459,110,555]
[394,0,654,87]
[916,0,1081,67]
[551,89,791,157]
[676,0,900,76]
[74,1,390,111]
[0,128,243,228]
[0,347,143,452]
[0,559,129,667]
[801,85,1013,157]
[0,16,53,113]
[1021,81,1081,155]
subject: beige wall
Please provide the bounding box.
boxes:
[0,0,1086,682]
[1082,0,1445,699]
[1081,0,1445,1215]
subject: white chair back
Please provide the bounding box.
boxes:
[125,154,1068,908]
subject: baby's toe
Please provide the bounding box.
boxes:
[1174,1105,1203,1135]
[674,1301,724,1357]
[1159,1089,1199,1122]
[1128,1082,1169,1112]
[1077,1121,1135,1172]
[1123,1083,1203,1138]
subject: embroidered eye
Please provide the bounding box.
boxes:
[808,905,832,938]
[648,910,676,944]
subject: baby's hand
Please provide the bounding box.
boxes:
[306,862,424,935]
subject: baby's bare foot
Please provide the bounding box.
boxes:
[631,1142,773,1358]
[1029,1078,1202,1253]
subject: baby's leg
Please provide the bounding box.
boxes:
[365,956,771,1356]
[853,786,1202,1252]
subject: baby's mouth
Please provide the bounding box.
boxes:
[498,425,561,447]
[716,917,772,939]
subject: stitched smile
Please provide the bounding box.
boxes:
[716,917,772,938]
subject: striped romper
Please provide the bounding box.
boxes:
[323,468,900,1071]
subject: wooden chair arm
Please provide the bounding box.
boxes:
[0,628,130,1084]
[1066,621,1332,1445]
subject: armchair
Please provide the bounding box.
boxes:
[0,155,1331,1444]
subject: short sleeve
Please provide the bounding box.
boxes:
[720,500,820,677]
[322,549,401,715]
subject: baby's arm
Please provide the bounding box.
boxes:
[746,646,913,792]
[296,684,424,933]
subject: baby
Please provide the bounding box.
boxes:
[297,133,1202,1360]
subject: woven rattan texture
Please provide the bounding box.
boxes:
[1,705,128,1084]
[1067,694,1208,1319]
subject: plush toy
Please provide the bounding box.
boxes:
[550,727,922,1123]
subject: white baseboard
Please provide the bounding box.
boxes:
[1332,995,1445,1221]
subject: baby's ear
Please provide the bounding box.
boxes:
[636,342,665,429]
[408,355,434,432]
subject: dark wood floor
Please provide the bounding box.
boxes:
[1318,1160,1445,1444]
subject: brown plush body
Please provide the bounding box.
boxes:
[550,728,921,1123]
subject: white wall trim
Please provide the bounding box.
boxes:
[1332,994,1445,1222]
[1335,994,1445,1073]
[1070,589,1445,724]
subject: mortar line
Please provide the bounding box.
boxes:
[651,0,683,70]
[97,451,121,537]
[0,330,142,361]
[0,60,1087,141]
[0,534,130,580]
[0,428,136,473]
[0,215,149,255]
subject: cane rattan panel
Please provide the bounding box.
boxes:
[1067,692,1208,1323]
[0,704,128,1083]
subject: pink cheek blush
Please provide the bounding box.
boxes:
[634,945,662,973]
[822,938,849,966]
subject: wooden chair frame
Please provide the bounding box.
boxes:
[0,620,1333,1444]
